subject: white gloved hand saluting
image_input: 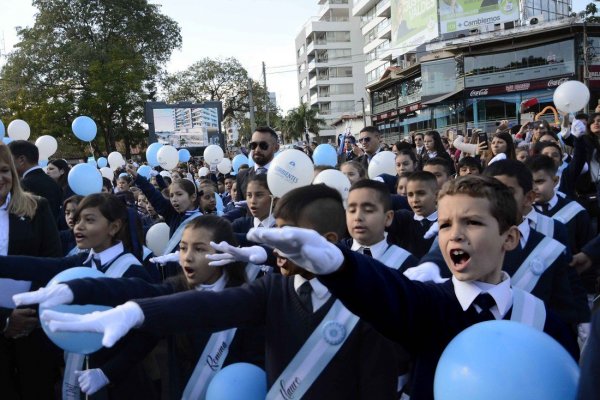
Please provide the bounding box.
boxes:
[149,251,179,265]
[13,283,74,308]
[424,222,439,240]
[403,262,445,283]
[74,369,110,395]
[41,301,145,348]
[206,241,268,266]
[234,200,247,208]
[246,227,343,275]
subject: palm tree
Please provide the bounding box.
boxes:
[281,103,326,143]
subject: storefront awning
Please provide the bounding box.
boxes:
[422,89,463,105]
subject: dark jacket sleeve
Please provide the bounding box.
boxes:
[582,235,600,264]
[0,254,83,285]
[32,197,63,257]
[578,310,600,400]
[133,174,178,225]
[68,277,174,307]
[560,136,587,197]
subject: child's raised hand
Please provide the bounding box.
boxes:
[125,164,138,178]
[13,284,74,308]
[149,251,180,265]
[206,242,267,266]
[246,227,344,275]
[403,262,445,283]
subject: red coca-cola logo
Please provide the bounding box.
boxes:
[470,89,489,97]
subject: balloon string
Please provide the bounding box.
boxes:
[85,355,89,400]
[88,142,94,159]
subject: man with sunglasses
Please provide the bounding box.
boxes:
[236,126,280,201]
[355,126,383,170]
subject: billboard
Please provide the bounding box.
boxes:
[439,0,520,34]
[391,0,439,57]
[144,101,224,150]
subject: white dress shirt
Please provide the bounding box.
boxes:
[413,210,438,222]
[351,237,389,259]
[453,271,513,319]
[517,218,531,249]
[253,214,276,229]
[0,193,10,256]
[195,273,228,292]
[83,242,126,268]
[294,275,331,313]
[254,161,272,172]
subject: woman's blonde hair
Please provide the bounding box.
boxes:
[0,143,38,218]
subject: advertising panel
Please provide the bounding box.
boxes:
[391,0,439,56]
[439,0,520,34]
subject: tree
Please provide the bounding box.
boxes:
[0,0,181,158]
[281,103,326,143]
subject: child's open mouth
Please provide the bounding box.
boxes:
[450,249,471,270]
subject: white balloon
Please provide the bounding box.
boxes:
[99,167,114,181]
[7,120,30,140]
[35,135,58,159]
[146,222,170,256]
[157,145,178,170]
[267,149,314,198]
[107,151,125,170]
[217,158,232,174]
[313,169,351,203]
[198,167,209,177]
[368,151,397,179]
[159,171,171,178]
[553,80,590,113]
[204,145,224,166]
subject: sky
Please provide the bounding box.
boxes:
[0,0,592,114]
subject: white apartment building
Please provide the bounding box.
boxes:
[295,0,367,138]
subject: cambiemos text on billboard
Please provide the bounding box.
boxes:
[439,0,519,34]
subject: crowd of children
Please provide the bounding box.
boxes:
[1,117,600,399]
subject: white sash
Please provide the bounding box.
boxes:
[67,245,82,256]
[510,288,546,330]
[163,212,201,255]
[534,214,554,238]
[266,301,360,400]
[62,253,141,399]
[511,237,565,293]
[142,246,152,261]
[378,245,412,270]
[552,201,584,224]
[182,328,238,400]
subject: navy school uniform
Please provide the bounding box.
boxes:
[59,229,77,256]
[524,207,571,251]
[64,274,265,400]
[340,237,418,272]
[132,274,401,399]
[387,210,437,258]
[318,246,580,400]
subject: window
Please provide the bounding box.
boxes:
[326,31,351,43]
[330,66,353,78]
[330,84,354,95]
[421,59,458,96]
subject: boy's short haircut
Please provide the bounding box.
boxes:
[483,159,533,194]
[533,141,563,158]
[414,132,424,139]
[439,175,518,234]
[424,157,452,176]
[395,149,417,164]
[525,154,558,176]
[348,180,392,212]
[407,171,438,189]
[360,126,380,136]
[457,156,482,173]
[274,184,347,238]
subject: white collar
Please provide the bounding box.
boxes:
[195,273,228,292]
[294,275,330,300]
[524,207,539,225]
[254,161,271,172]
[350,237,389,259]
[22,165,42,178]
[83,242,125,267]
[414,210,438,222]
[0,192,11,211]
[184,208,201,217]
[453,271,513,319]
[253,214,276,229]
[517,218,530,248]
[548,194,559,210]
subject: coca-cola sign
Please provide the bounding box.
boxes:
[469,89,489,97]
[547,77,569,88]
[468,75,574,97]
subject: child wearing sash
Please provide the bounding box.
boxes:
[60,195,83,256]
[232,175,275,240]
[388,171,439,258]
[31,185,401,399]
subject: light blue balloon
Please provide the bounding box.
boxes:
[312,144,337,167]
[215,192,224,216]
[434,320,579,400]
[178,148,191,162]
[97,157,107,168]
[232,154,249,174]
[40,267,110,355]
[146,142,163,167]
[137,165,152,179]
[39,160,48,167]
[206,363,266,400]
[0,119,5,137]
[2,137,13,144]
[87,157,96,167]
[72,116,97,142]
[68,163,103,195]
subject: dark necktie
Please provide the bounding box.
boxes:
[298,281,313,313]
[90,255,102,271]
[420,219,432,230]
[256,167,267,175]
[361,247,372,257]
[537,203,550,214]
[473,292,496,321]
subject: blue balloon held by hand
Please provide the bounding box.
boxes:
[72,116,97,142]
[312,144,337,167]
[206,363,266,400]
[434,320,579,400]
[68,163,103,196]
[137,165,152,179]
[40,267,110,355]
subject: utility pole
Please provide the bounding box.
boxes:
[248,78,256,133]
[263,61,270,127]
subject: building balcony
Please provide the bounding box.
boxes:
[309,76,318,87]
[352,0,379,17]
[376,0,391,18]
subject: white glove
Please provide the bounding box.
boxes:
[13,283,74,308]
[149,251,179,265]
[75,369,109,395]
[403,262,445,283]
[424,222,439,239]
[246,227,343,275]
[578,322,591,350]
[234,200,247,208]
[41,301,144,348]
[149,170,159,177]
[206,241,268,266]
[571,119,586,138]
[487,152,507,166]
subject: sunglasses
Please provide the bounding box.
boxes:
[249,141,270,150]
[358,137,372,143]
